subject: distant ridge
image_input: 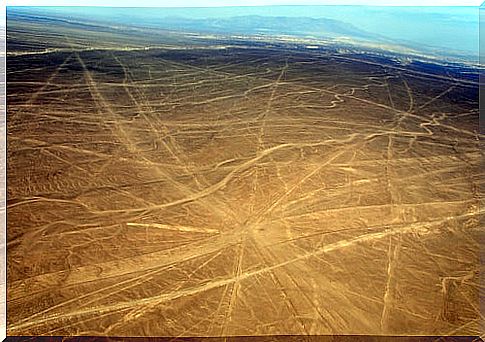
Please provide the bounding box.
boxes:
[156,15,385,41]
[6,6,478,62]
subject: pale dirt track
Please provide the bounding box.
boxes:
[6,31,482,337]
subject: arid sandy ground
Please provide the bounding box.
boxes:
[6,17,483,337]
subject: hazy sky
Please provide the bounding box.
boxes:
[6,0,483,6]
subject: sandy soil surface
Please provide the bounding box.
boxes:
[6,17,483,337]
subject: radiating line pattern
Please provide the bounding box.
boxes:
[6,28,482,337]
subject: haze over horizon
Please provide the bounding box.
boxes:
[7,5,480,62]
[5,0,483,7]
